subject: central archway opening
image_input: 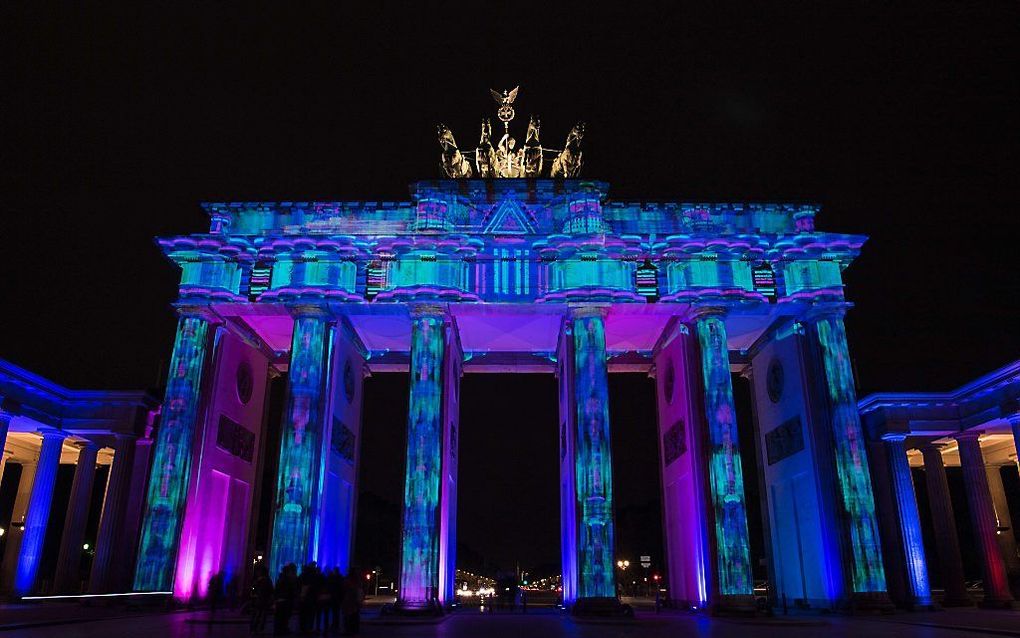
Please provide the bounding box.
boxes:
[456,373,560,606]
[354,370,668,608]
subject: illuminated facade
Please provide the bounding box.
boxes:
[116,176,912,614]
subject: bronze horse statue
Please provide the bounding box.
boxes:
[523,115,543,178]
[551,122,584,178]
[475,119,498,178]
[438,123,473,178]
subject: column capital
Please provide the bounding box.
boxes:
[688,304,728,321]
[916,441,950,455]
[881,433,909,443]
[408,302,448,320]
[955,430,984,442]
[287,303,332,319]
[38,430,67,443]
[566,303,609,320]
[802,301,853,322]
[73,440,101,452]
[172,303,220,322]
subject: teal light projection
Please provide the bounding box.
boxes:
[695,314,753,597]
[815,315,886,593]
[134,316,210,591]
[387,254,467,291]
[550,257,635,293]
[179,257,241,293]
[783,260,843,295]
[269,316,330,579]
[572,312,616,599]
[270,254,357,292]
[398,312,446,605]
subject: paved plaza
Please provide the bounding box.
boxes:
[5,606,1020,638]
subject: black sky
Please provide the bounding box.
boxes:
[3,3,1018,576]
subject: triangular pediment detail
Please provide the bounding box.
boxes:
[483,197,536,235]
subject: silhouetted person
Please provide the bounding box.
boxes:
[208,571,225,624]
[341,572,363,635]
[298,562,322,634]
[326,568,344,635]
[250,566,274,635]
[274,563,298,635]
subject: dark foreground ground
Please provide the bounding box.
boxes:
[4,603,1020,638]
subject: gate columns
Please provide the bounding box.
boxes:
[396,304,461,611]
[558,306,618,607]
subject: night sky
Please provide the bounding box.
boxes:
[3,4,1018,578]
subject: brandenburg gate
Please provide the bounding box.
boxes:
[129,91,897,614]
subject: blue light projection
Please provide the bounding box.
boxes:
[695,313,753,597]
[15,433,65,596]
[884,435,931,605]
[269,315,330,579]
[398,311,446,606]
[815,315,886,593]
[571,311,616,599]
[134,316,210,591]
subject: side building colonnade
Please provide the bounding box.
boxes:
[861,360,1020,609]
[0,360,158,597]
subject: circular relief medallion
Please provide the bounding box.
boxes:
[236,360,254,405]
[663,360,675,404]
[766,358,784,404]
[343,359,356,403]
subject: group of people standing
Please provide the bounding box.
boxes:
[249,562,363,635]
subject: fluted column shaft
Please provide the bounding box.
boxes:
[0,412,10,483]
[397,307,447,607]
[269,311,333,580]
[956,434,1013,606]
[694,310,753,603]
[569,307,616,600]
[53,443,99,593]
[15,432,66,596]
[883,436,931,606]
[90,435,136,592]
[1,460,37,591]
[811,312,887,595]
[134,314,212,591]
[919,444,971,605]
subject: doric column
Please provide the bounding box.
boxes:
[882,436,931,607]
[568,306,617,602]
[810,311,887,601]
[90,434,136,592]
[693,308,753,609]
[15,431,66,596]
[397,305,449,609]
[268,308,333,579]
[0,410,10,483]
[53,442,99,593]
[986,465,1020,575]
[955,433,1014,606]
[1,459,37,591]
[119,421,156,589]
[918,444,971,605]
[134,312,214,591]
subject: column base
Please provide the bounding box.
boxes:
[843,591,896,614]
[387,599,445,617]
[939,593,974,607]
[710,594,758,616]
[978,595,1018,610]
[570,597,634,618]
